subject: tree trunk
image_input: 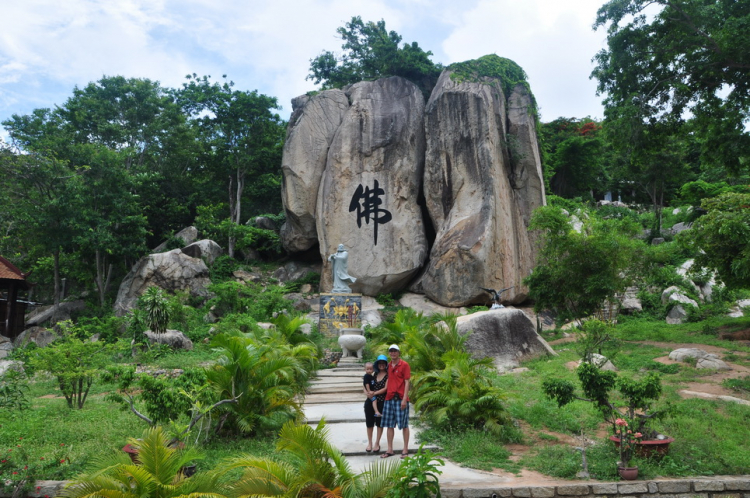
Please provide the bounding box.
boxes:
[95,250,114,307]
[53,248,61,307]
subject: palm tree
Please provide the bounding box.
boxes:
[60,426,226,498]
[220,421,400,498]
[411,350,511,436]
[206,332,306,435]
[403,314,466,372]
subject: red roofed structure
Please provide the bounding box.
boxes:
[0,256,32,339]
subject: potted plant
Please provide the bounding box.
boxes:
[543,362,673,477]
[614,418,641,479]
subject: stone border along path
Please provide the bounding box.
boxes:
[302,357,750,494]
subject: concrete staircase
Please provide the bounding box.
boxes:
[303,356,498,484]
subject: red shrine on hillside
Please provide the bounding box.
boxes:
[0,256,33,340]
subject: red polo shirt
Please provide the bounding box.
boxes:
[385,358,411,401]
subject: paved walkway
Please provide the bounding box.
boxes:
[303,357,530,488]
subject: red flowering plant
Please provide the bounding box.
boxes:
[0,438,70,495]
[614,418,642,468]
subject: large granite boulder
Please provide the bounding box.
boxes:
[455,308,556,371]
[0,335,13,359]
[25,300,86,327]
[14,326,57,348]
[144,330,193,350]
[317,77,429,295]
[669,348,731,370]
[280,90,350,253]
[153,226,198,253]
[114,249,211,316]
[420,64,542,307]
[181,239,223,265]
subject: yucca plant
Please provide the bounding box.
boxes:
[140,286,171,334]
[220,421,401,498]
[412,350,511,436]
[60,426,225,498]
[205,332,306,435]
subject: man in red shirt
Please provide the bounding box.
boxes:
[380,344,411,459]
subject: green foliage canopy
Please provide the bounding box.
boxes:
[524,206,642,323]
[308,16,442,97]
[592,0,750,173]
[680,192,750,289]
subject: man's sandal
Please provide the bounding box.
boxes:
[380,452,394,458]
[401,451,409,459]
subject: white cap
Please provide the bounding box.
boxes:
[388,344,400,351]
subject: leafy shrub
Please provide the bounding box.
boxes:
[103,366,208,426]
[0,369,29,411]
[138,287,170,334]
[208,281,291,321]
[386,445,444,498]
[205,332,308,435]
[29,334,115,409]
[412,351,512,436]
[282,271,320,293]
[209,254,243,282]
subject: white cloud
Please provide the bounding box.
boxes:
[442,0,606,121]
[0,0,607,122]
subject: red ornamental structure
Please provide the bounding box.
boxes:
[0,256,32,340]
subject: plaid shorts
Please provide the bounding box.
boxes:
[381,398,409,429]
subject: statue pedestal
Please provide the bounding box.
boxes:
[319,293,362,336]
[338,328,366,358]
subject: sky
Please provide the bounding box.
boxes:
[0,0,610,137]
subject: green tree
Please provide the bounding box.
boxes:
[592,0,750,173]
[140,286,171,334]
[680,192,750,289]
[0,139,79,306]
[205,331,308,435]
[177,75,285,257]
[541,118,608,198]
[308,16,442,97]
[30,333,114,409]
[524,206,641,324]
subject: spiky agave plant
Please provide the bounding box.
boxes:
[60,426,226,498]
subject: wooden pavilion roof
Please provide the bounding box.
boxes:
[0,256,31,290]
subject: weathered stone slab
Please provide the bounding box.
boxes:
[317,77,428,295]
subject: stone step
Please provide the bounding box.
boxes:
[315,370,367,378]
[304,401,416,425]
[308,383,363,394]
[304,392,365,404]
[309,421,437,457]
[310,376,362,385]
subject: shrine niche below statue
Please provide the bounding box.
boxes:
[318,293,362,336]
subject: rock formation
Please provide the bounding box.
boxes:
[181,240,223,265]
[279,56,545,305]
[114,249,211,316]
[421,67,542,306]
[455,308,556,371]
[280,90,350,252]
[317,77,428,295]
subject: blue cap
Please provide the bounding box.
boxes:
[375,354,388,365]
